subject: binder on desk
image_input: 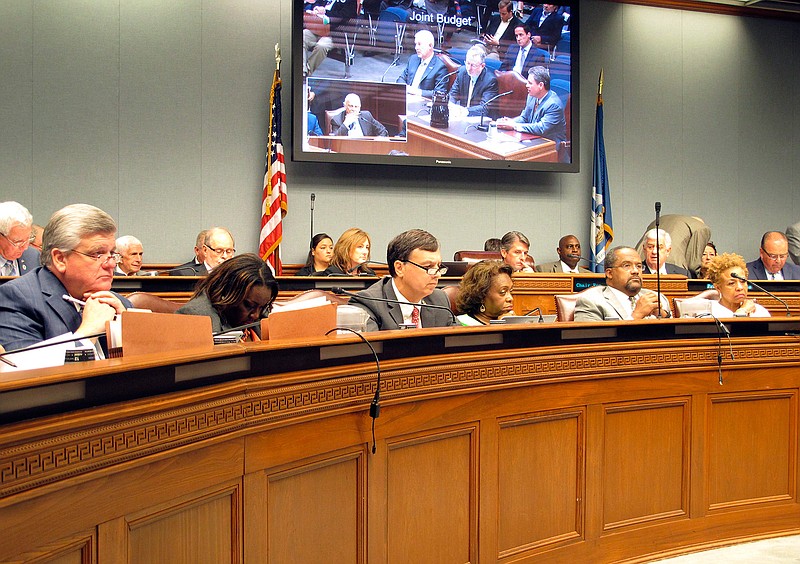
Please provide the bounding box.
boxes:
[107,311,213,357]
[262,302,337,340]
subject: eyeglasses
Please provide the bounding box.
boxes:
[403,260,448,276]
[69,249,119,266]
[761,248,788,261]
[610,261,643,271]
[205,244,235,258]
[0,232,35,249]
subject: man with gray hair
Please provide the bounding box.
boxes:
[500,230,534,272]
[114,235,144,276]
[0,201,39,277]
[0,203,130,351]
[397,29,449,98]
[448,45,499,117]
[330,93,388,137]
[641,228,691,277]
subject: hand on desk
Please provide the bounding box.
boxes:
[495,117,517,130]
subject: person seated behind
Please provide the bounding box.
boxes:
[318,228,376,276]
[496,66,566,156]
[698,241,717,279]
[641,229,691,277]
[0,201,39,277]
[484,238,502,252]
[350,229,455,331]
[500,231,534,272]
[526,3,564,47]
[500,24,546,76]
[176,253,278,338]
[302,0,357,76]
[397,30,449,98]
[535,235,589,273]
[201,227,236,274]
[706,253,770,318]
[448,45,499,118]
[296,233,334,276]
[0,204,131,351]
[746,231,800,280]
[787,221,800,265]
[455,260,514,325]
[634,215,710,277]
[114,235,144,276]
[173,230,208,275]
[482,0,522,61]
[574,246,671,322]
[330,94,388,137]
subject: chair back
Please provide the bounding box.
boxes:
[441,285,461,315]
[493,70,528,117]
[436,53,461,90]
[324,107,345,135]
[453,250,502,263]
[126,292,182,314]
[554,293,580,322]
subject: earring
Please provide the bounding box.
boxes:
[479,304,486,313]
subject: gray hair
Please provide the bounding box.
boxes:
[0,201,33,235]
[466,44,487,64]
[204,226,234,246]
[500,231,530,251]
[41,204,117,267]
[115,235,142,254]
[415,29,435,47]
[645,228,671,247]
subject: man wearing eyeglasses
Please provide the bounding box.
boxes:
[574,246,671,322]
[350,229,456,331]
[0,204,130,351]
[202,227,236,273]
[746,231,800,281]
[0,201,39,277]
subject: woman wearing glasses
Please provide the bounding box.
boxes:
[455,261,515,325]
[177,254,278,338]
[706,253,770,318]
[317,228,375,276]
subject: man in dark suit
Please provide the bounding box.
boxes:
[500,24,546,75]
[746,231,800,280]
[330,93,389,137]
[173,230,208,275]
[635,215,711,277]
[0,201,40,277]
[350,229,456,331]
[397,29,449,98]
[642,229,691,277]
[0,204,131,352]
[535,235,590,273]
[448,45,499,117]
[482,0,521,60]
[527,3,564,47]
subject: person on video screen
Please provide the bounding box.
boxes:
[330,93,388,137]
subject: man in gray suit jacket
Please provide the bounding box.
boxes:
[574,246,671,322]
[786,221,800,265]
[745,231,800,280]
[0,201,40,277]
[0,204,131,351]
[350,229,455,331]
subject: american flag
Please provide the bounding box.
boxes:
[259,68,288,274]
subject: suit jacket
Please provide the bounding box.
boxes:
[644,263,691,277]
[1,247,40,276]
[500,43,546,74]
[330,110,388,137]
[171,260,207,276]
[787,221,800,265]
[534,260,589,273]
[484,14,522,57]
[745,258,800,280]
[397,54,449,98]
[514,89,566,146]
[574,285,670,322]
[307,112,323,136]
[634,215,711,276]
[0,266,132,351]
[448,67,499,117]
[349,276,456,331]
[527,7,564,46]
[176,292,240,334]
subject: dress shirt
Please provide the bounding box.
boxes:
[514,45,529,75]
[411,56,432,88]
[768,271,784,281]
[391,279,422,327]
[559,260,579,274]
[607,286,635,319]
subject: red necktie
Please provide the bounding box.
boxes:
[411,306,420,328]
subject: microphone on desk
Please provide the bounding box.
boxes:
[310,193,316,242]
[330,287,457,325]
[474,91,513,132]
[729,272,790,316]
[432,71,459,91]
[654,201,663,318]
[523,307,545,323]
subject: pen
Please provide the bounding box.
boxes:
[62,294,87,307]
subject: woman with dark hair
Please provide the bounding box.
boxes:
[176,253,279,338]
[698,241,717,279]
[296,233,334,276]
[455,260,514,325]
[318,227,376,276]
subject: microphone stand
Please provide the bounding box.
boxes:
[464,91,512,134]
[523,307,545,322]
[655,201,662,318]
[730,272,791,316]
[310,193,316,243]
[331,287,457,325]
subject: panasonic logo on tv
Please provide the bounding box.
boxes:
[435,160,452,165]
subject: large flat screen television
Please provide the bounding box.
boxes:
[293,1,577,172]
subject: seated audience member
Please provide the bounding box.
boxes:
[0,204,131,351]
[30,224,44,252]
[0,201,39,277]
[296,233,334,275]
[787,221,800,265]
[698,241,717,279]
[302,0,357,76]
[482,0,522,60]
[397,29,449,98]
[634,215,711,277]
[318,228,376,276]
[456,260,514,325]
[642,229,691,277]
[307,87,323,137]
[174,230,208,275]
[496,66,567,158]
[574,246,671,322]
[177,254,278,338]
[201,227,236,274]
[448,45,499,118]
[706,253,770,318]
[535,235,589,273]
[500,24,545,75]
[484,238,502,252]
[527,3,564,47]
[500,231,534,272]
[114,235,144,276]
[747,231,800,280]
[350,229,454,331]
[330,94,388,137]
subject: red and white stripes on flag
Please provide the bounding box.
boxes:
[259,68,287,274]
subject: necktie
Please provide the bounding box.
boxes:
[533,97,540,113]
[467,78,476,107]
[1,260,14,277]
[629,295,637,311]
[515,46,527,74]
[411,306,420,328]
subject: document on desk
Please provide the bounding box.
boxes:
[0,334,96,373]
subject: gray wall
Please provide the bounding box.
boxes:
[1,1,798,266]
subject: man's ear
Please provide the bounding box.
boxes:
[50,249,68,274]
[394,260,405,278]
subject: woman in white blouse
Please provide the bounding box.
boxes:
[706,253,771,318]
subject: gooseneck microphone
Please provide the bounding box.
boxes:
[654,201,662,318]
[310,193,316,242]
[730,272,790,316]
[523,307,545,322]
[474,90,513,132]
[331,287,457,325]
[433,70,459,91]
